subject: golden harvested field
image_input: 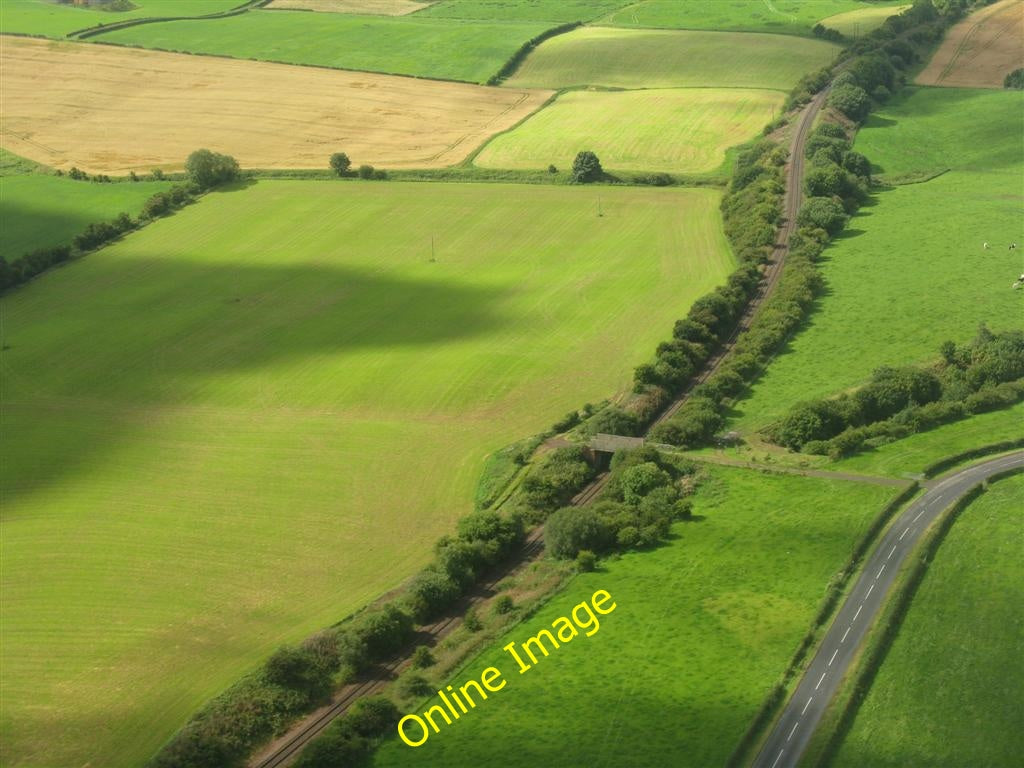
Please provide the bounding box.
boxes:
[265,0,434,14]
[916,0,1023,88]
[0,37,551,174]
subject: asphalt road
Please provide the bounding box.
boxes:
[752,450,1024,768]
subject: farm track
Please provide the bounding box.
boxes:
[249,89,828,768]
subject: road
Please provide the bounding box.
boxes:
[752,450,1024,768]
[251,90,831,768]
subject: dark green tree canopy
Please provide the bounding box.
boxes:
[185,149,240,190]
[571,150,603,183]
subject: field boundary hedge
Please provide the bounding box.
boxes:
[922,436,1024,478]
[725,480,919,767]
[811,465,1024,767]
[486,21,582,86]
[71,0,272,40]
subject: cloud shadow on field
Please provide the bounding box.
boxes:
[1,252,513,504]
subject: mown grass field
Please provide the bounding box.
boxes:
[0,174,170,260]
[820,3,910,36]
[95,10,551,83]
[370,466,895,768]
[598,0,905,36]
[0,181,734,768]
[726,87,1023,436]
[502,27,839,90]
[855,87,1024,181]
[266,0,433,14]
[421,0,630,21]
[830,475,1024,767]
[0,0,241,36]
[1,37,550,174]
[474,88,783,174]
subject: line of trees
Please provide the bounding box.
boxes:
[768,328,1024,458]
[329,152,388,180]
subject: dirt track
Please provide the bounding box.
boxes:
[248,88,830,768]
[0,37,551,174]
[916,0,1024,88]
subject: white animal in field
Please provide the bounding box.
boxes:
[983,242,989,249]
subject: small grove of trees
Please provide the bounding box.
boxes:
[1005,68,1024,89]
[328,153,388,179]
[767,328,1024,457]
[185,149,240,190]
[544,448,695,560]
[571,151,603,183]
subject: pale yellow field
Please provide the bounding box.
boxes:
[819,4,909,36]
[266,0,433,14]
[475,88,784,174]
[0,37,551,174]
[916,0,1023,88]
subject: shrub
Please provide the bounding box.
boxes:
[358,164,375,179]
[410,645,434,669]
[1005,68,1024,89]
[347,696,399,737]
[329,152,351,176]
[355,605,414,659]
[575,549,597,572]
[493,594,514,615]
[521,447,596,512]
[398,674,433,699]
[571,151,603,183]
[407,569,460,623]
[463,607,482,632]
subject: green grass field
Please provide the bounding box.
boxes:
[95,10,551,83]
[0,180,734,768]
[819,3,910,36]
[420,0,631,22]
[830,475,1024,767]
[502,27,839,90]
[0,174,170,261]
[0,0,242,37]
[832,401,1024,477]
[474,88,783,174]
[854,87,1024,181]
[598,0,905,36]
[726,88,1023,436]
[370,466,895,767]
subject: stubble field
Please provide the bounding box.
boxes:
[916,0,1023,88]
[0,180,734,768]
[0,37,552,174]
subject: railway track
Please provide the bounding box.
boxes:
[251,87,830,768]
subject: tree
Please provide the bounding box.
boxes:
[828,84,871,122]
[619,462,671,504]
[571,151,603,183]
[1005,68,1024,90]
[805,164,846,197]
[797,197,847,236]
[329,152,351,176]
[357,164,375,179]
[411,645,434,669]
[842,150,872,179]
[185,149,240,189]
[544,506,612,559]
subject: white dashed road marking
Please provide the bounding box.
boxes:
[841,626,851,643]
[866,583,875,599]
[899,526,910,540]
[828,649,838,666]
[887,545,897,560]
[853,604,863,621]
[771,749,785,768]
[788,722,799,741]
[877,564,886,579]
[815,672,826,690]
[802,697,813,715]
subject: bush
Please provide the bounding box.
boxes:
[571,150,603,183]
[355,605,414,659]
[407,569,460,623]
[410,645,434,669]
[347,696,399,737]
[493,594,514,615]
[398,674,434,699]
[575,549,597,572]
[329,152,351,176]
[185,149,240,189]
[521,447,596,512]
[463,607,482,632]
[358,164,375,179]
[1005,68,1024,89]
